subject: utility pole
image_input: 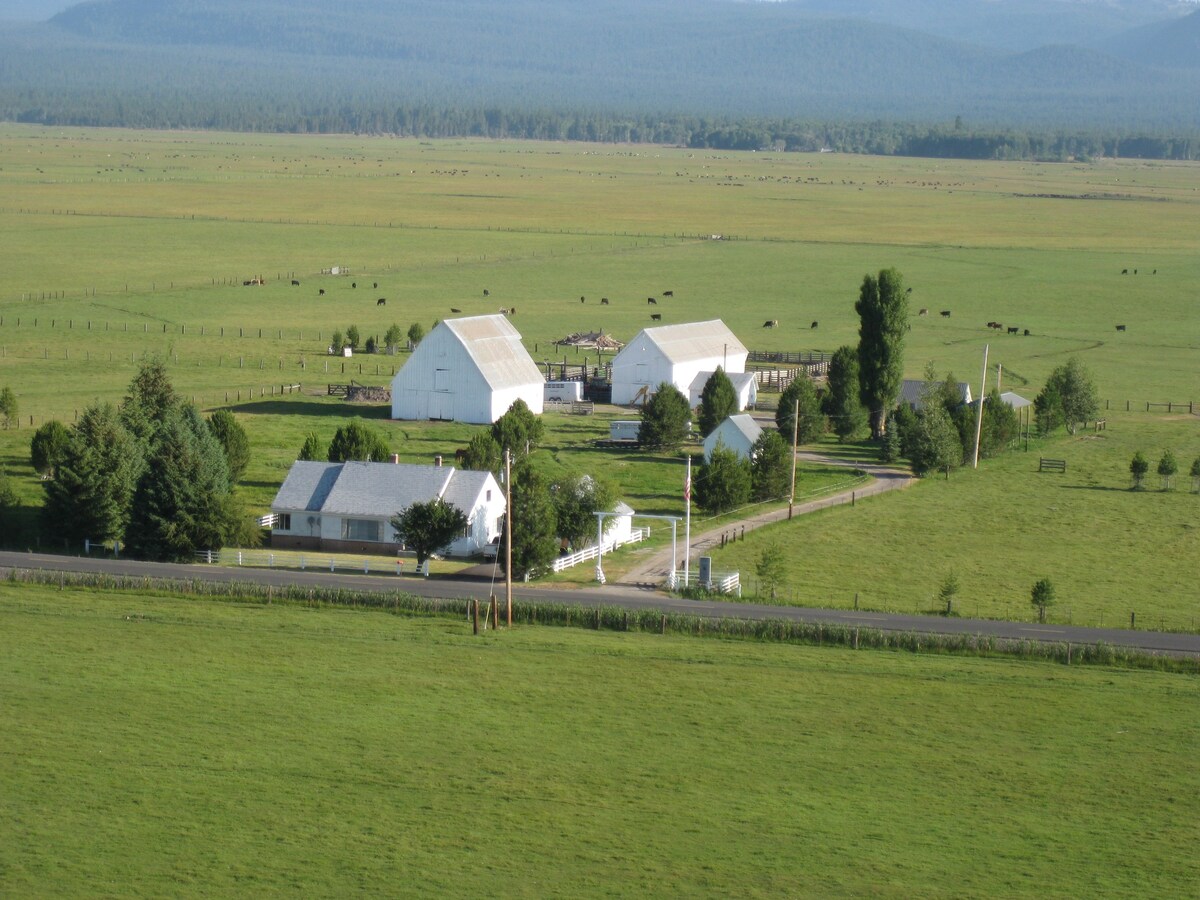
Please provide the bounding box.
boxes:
[788,396,799,519]
[972,344,989,469]
[504,447,513,627]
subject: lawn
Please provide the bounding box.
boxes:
[2,583,1197,897]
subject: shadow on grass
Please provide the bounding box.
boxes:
[230,400,390,418]
[1059,484,1136,493]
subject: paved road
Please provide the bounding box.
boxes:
[2,550,1197,657]
[620,451,914,585]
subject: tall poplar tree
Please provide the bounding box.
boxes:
[855,268,908,439]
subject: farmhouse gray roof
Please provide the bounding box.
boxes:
[272,460,493,519]
[442,314,543,392]
[720,414,763,445]
[630,320,747,366]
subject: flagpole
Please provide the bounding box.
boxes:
[972,344,989,470]
[683,454,691,589]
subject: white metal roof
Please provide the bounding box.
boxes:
[442,314,543,392]
[625,320,747,366]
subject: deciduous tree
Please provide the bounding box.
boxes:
[1036,357,1098,436]
[1157,449,1178,491]
[407,322,426,346]
[0,386,17,428]
[552,473,616,549]
[501,461,558,580]
[1031,577,1056,623]
[327,419,391,462]
[855,268,908,439]
[755,543,786,600]
[390,498,468,569]
[1129,451,1149,490]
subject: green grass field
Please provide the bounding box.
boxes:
[2,584,1197,897]
[0,125,1196,619]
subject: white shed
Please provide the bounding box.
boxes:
[611,320,748,406]
[688,370,759,411]
[269,459,504,558]
[391,314,544,424]
[703,414,763,462]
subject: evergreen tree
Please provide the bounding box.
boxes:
[390,498,467,569]
[1130,451,1149,490]
[30,420,71,478]
[750,430,791,501]
[207,409,250,482]
[121,356,179,445]
[697,367,737,437]
[908,402,962,479]
[0,469,20,538]
[977,388,1019,459]
[43,403,143,545]
[638,383,691,451]
[330,330,344,354]
[776,373,824,445]
[824,345,867,442]
[327,419,391,462]
[298,431,323,461]
[1157,450,1178,491]
[855,268,908,439]
[491,399,544,460]
[125,405,236,561]
[407,322,426,346]
[501,461,559,580]
[696,442,751,514]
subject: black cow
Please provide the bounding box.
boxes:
[352,282,356,289]
[450,307,461,313]
[291,279,300,286]
[810,321,818,329]
[663,290,674,297]
[319,289,325,295]
[647,297,657,305]
[483,289,490,296]
[373,282,378,289]
[1023,329,1030,336]
[600,298,610,305]
[580,296,586,303]
[650,313,662,321]
[377,298,386,306]
[1116,324,1126,332]
[1007,326,1019,334]
[763,320,778,328]
[940,310,951,318]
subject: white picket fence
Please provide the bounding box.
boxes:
[550,526,650,573]
[672,569,742,597]
[193,549,427,576]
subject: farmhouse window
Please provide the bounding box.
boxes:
[279,513,292,531]
[434,368,450,392]
[342,519,381,541]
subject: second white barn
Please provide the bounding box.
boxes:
[391,314,544,424]
[610,320,748,406]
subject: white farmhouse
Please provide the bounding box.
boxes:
[269,459,504,558]
[391,314,544,424]
[899,379,973,412]
[688,370,759,411]
[702,414,763,462]
[610,320,748,406]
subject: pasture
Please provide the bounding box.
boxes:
[0,125,1196,615]
[2,583,1198,896]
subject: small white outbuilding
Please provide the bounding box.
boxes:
[703,414,764,462]
[391,314,544,424]
[610,320,748,406]
[688,370,759,411]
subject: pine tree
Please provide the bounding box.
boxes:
[776,373,824,445]
[491,399,544,460]
[207,409,250,482]
[750,430,791,501]
[42,403,143,544]
[125,406,236,561]
[696,441,751,514]
[638,383,691,451]
[697,367,737,437]
[298,432,323,461]
[328,419,391,462]
[30,420,71,478]
[501,461,559,580]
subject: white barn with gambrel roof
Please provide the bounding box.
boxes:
[611,320,748,406]
[391,314,543,424]
[269,459,504,557]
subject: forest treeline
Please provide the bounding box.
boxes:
[5,91,1197,162]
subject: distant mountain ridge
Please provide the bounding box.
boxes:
[0,0,1194,134]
